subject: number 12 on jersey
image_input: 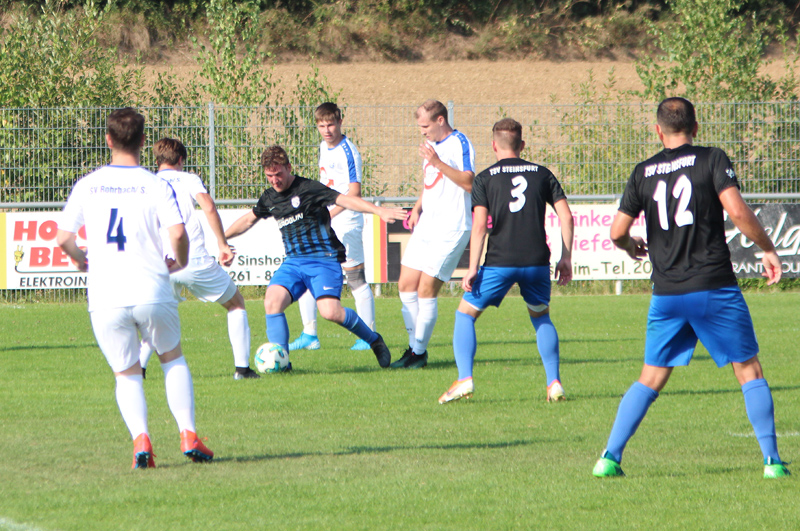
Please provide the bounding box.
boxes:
[653,175,694,230]
[106,208,127,251]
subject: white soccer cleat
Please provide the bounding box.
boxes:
[547,379,566,402]
[439,378,474,404]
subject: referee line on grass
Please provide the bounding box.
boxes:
[728,431,800,438]
[0,517,50,531]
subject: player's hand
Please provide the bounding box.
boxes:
[625,236,648,260]
[419,142,440,166]
[165,257,182,273]
[379,207,407,224]
[219,244,235,267]
[555,258,572,286]
[407,208,421,231]
[462,268,478,292]
[761,250,782,285]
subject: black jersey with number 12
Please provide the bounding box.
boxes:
[619,144,739,295]
[472,157,566,268]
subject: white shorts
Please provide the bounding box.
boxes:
[170,258,238,303]
[332,217,365,268]
[401,229,470,282]
[90,302,181,373]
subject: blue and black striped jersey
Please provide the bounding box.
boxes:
[253,176,345,262]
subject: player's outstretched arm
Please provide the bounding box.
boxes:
[195,192,234,266]
[719,187,781,285]
[334,194,407,224]
[225,211,259,240]
[610,211,648,260]
[553,199,574,286]
[463,206,488,292]
[330,182,360,219]
[166,223,189,272]
[56,229,88,272]
[419,142,474,192]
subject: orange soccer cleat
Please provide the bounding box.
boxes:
[132,433,155,469]
[180,430,214,463]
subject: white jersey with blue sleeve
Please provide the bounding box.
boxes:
[59,165,184,311]
[319,135,364,229]
[418,129,475,235]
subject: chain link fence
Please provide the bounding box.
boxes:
[2,101,799,301]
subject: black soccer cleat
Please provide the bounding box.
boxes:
[390,347,427,369]
[233,366,261,380]
[370,334,392,368]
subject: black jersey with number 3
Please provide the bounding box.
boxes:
[472,157,566,267]
[252,176,345,262]
[619,144,739,295]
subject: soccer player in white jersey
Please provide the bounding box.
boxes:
[56,108,213,469]
[138,138,259,380]
[289,102,376,353]
[391,99,476,369]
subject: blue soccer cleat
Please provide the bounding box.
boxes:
[288,333,320,351]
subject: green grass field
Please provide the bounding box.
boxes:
[1,293,798,531]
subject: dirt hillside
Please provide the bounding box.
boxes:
[152,59,795,104]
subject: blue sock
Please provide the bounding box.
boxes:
[605,381,659,463]
[265,313,290,354]
[341,308,378,344]
[453,311,477,380]
[742,378,781,463]
[530,314,560,386]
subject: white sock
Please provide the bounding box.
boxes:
[115,374,148,439]
[298,291,318,336]
[352,283,375,331]
[227,308,251,368]
[161,356,196,433]
[414,297,438,355]
[139,340,154,370]
[399,291,418,347]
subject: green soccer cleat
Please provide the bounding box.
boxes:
[593,452,625,477]
[764,457,791,479]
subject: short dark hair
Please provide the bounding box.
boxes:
[492,118,523,152]
[153,138,187,167]
[260,145,291,170]
[415,99,448,122]
[657,97,696,135]
[314,102,342,123]
[107,107,145,153]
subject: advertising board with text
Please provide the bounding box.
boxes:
[3,204,798,289]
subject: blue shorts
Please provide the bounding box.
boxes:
[462,265,551,311]
[270,258,343,302]
[645,286,759,368]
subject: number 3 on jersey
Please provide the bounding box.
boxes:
[653,175,694,230]
[508,176,528,213]
[106,208,127,251]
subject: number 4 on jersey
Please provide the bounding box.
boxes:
[106,208,127,251]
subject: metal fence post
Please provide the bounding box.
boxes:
[208,102,216,199]
[447,100,455,128]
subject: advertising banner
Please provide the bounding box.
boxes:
[2,204,798,289]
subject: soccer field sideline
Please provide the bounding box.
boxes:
[1,293,798,531]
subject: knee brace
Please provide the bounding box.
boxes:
[345,268,368,290]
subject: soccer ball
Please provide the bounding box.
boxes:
[254,342,291,373]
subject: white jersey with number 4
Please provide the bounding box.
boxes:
[157,169,214,265]
[319,135,363,229]
[59,165,184,312]
[418,129,475,235]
